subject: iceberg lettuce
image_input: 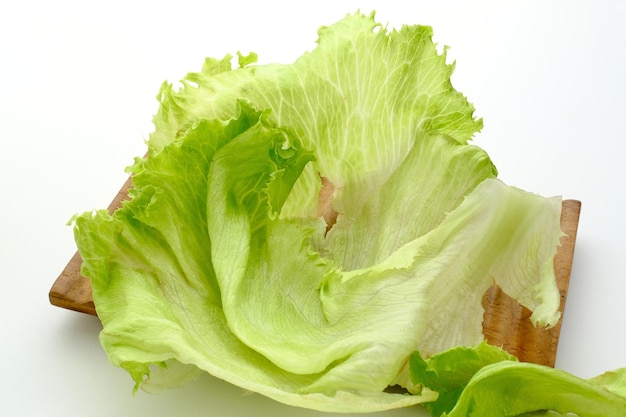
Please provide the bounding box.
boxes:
[409,343,626,416]
[73,11,569,412]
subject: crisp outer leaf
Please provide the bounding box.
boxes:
[409,342,518,416]
[209,172,563,394]
[588,368,626,398]
[410,345,626,417]
[75,102,433,411]
[409,342,518,392]
[443,361,626,416]
[149,12,484,218]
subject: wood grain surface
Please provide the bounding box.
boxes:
[482,199,581,366]
[49,179,581,367]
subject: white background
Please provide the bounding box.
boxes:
[1,1,625,416]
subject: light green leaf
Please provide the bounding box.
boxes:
[443,361,626,416]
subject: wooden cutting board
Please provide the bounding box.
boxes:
[49,179,581,368]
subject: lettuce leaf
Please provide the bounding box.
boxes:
[410,343,626,416]
[72,12,566,412]
[409,342,519,416]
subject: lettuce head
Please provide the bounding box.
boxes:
[72,12,566,412]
